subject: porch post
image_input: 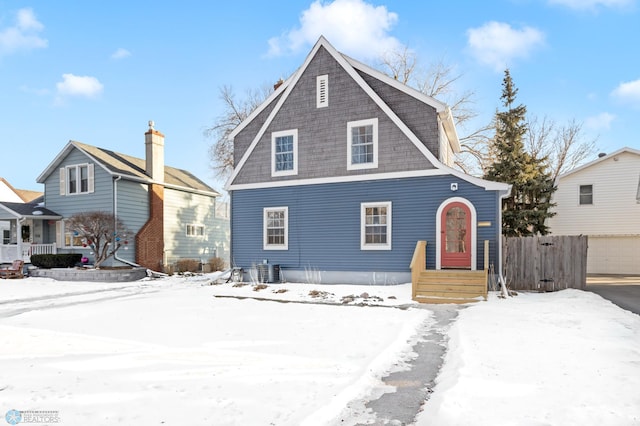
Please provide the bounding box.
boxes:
[17,219,23,262]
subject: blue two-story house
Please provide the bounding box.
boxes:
[35,122,229,271]
[226,36,510,285]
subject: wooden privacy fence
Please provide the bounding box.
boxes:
[503,235,588,291]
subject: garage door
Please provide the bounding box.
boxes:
[588,236,640,274]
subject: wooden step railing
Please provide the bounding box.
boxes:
[410,240,489,304]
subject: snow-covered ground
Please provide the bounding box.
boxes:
[0,273,638,425]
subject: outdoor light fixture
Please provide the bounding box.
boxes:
[451,183,458,191]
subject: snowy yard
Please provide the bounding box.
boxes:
[0,274,639,425]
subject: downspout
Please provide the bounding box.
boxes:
[498,187,512,294]
[113,175,139,267]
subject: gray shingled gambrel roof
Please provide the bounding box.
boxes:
[37,141,219,197]
[0,201,61,220]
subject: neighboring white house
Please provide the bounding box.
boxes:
[0,178,43,247]
[547,147,640,274]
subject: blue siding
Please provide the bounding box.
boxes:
[41,148,148,265]
[231,175,501,276]
[44,149,114,216]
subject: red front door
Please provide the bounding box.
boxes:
[441,202,472,269]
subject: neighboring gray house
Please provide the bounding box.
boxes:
[33,122,229,270]
[226,37,510,285]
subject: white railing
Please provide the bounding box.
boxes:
[28,243,57,256]
[0,243,57,264]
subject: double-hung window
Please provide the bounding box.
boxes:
[264,207,288,250]
[579,185,593,205]
[60,220,84,248]
[348,118,378,170]
[272,129,298,177]
[186,224,205,237]
[361,202,391,250]
[61,164,94,195]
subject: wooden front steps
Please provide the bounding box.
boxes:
[410,240,489,304]
[413,269,488,304]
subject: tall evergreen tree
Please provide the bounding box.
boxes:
[485,70,556,236]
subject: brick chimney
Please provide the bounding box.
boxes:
[137,120,166,271]
[145,120,165,181]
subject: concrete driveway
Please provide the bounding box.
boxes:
[587,275,640,316]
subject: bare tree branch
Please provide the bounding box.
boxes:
[206,46,595,183]
[206,84,272,178]
[379,46,416,84]
[377,50,489,175]
[67,211,132,268]
[526,116,598,180]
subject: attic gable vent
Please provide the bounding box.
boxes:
[317,74,328,108]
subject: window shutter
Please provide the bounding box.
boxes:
[88,163,95,193]
[59,168,66,195]
[55,221,63,248]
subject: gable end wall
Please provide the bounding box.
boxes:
[233,47,437,186]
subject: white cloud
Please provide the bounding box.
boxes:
[267,0,402,60]
[585,112,615,130]
[16,8,44,31]
[56,74,104,98]
[0,8,48,55]
[111,48,131,60]
[466,21,545,71]
[611,78,640,106]
[548,0,634,11]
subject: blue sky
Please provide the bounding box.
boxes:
[1,0,639,193]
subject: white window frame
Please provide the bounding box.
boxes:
[271,129,298,177]
[61,163,94,195]
[347,118,378,170]
[186,224,205,237]
[579,184,593,205]
[263,207,288,250]
[60,220,86,248]
[317,74,328,108]
[361,201,391,250]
